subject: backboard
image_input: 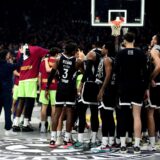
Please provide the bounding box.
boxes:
[91,0,145,27]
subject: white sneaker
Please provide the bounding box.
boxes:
[148,145,156,151]
[55,137,63,145]
[5,130,17,136]
[91,145,111,153]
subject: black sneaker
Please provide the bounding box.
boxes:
[49,140,56,148]
[134,146,141,154]
[142,136,149,143]
[12,126,21,132]
[120,146,128,153]
[22,125,34,132]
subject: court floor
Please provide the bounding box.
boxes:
[0,106,160,160]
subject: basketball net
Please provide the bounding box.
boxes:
[111,17,124,37]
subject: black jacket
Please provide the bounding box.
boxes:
[0,54,23,93]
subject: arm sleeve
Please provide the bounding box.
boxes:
[46,68,57,90]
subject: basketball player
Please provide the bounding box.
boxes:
[39,48,59,133]
[146,34,160,151]
[115,32,149,154]
[74,42,102,149]
[13,40,49,132]
[91,41,116,152]
[11,70,20,115]
[45,42,83,148]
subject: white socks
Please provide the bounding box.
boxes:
[149,137,155,147]
[51,131,57,141]
[78,133,84,143]
[120,137,126,147]
[134,137,141,147]
[57,131,62,138]
[13,117,20,126]
[64,132,71,142]
[41,121,45,127]
[91,132,97,143]
[102,137,109,146]
[109,137,115,146]
[23,118,29,127]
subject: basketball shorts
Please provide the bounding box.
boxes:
[55,85,77,107]
[99,86,117,110]
[81,81,100,105]
[13,85,19,100]
[149,85,160,108]
[39,90,56,106]
[119,87,145,107]
[18,78,38,98]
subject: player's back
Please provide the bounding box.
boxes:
[116,48,147,87]
[58,53,77,87]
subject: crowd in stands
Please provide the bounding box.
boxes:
[0,0,159,54]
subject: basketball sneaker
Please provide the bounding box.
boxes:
[12,126,21,132]
[147,145,156,151]
[49,140,57,148]
[91,144,111,153]
[55,137,63,146]
[59,140,73,149]
[5,130,17,136]
[120,146,128,154]
[74,141,84,149]
[134,146,141,154]
[22,125,33,132]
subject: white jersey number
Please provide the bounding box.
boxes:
[62,68,69,79]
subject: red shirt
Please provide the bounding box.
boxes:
[18,45,49,80]
[39,57,57,90]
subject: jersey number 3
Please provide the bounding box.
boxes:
[62,68,69,79]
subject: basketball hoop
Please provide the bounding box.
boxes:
[111,17,124,37]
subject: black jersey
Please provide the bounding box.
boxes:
[83,48,101,82]
[58,53,77,87]
[96,57,116,87]
[115,48,149,89]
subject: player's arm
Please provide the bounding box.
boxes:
[11,47,24,71]
[76,58,84,74]
[97,57,112,101]
[44,58,53,73]
[81,51,96,83]
[13,70,20,77]
[150,49,160,80]
[38,72,42,91]
[46,59,58,90]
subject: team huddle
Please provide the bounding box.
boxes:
[0,32,160,154]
